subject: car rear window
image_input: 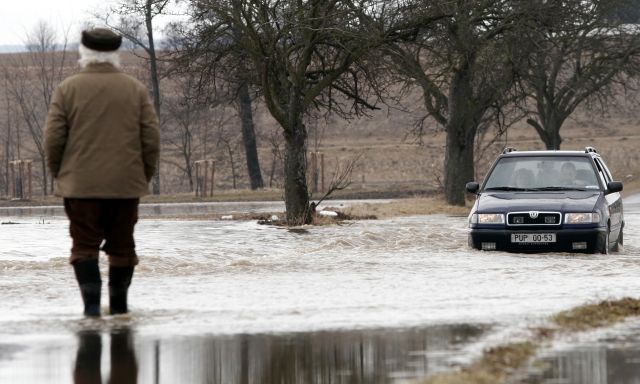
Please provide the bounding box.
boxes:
[483,156,600,190]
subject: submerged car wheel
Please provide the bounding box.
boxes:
[612,230,623,252]
[601,231,610,255]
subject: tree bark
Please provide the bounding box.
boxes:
[444,67,477,206]
[146,1,162,195]
[283,119,311,225]
[237,81,264,189]
[444,122,476,206]
[527,116,563,150]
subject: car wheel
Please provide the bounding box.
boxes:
[612,230,623,252]
[601,231,610,255]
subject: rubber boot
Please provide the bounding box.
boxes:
[109,266,134,315]
[73,259,102,317]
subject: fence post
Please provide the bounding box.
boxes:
[8,160,33,199]
[203,161,209,197]
[27,160,32,200]
[9,161,15,199]
[209,160,215,197]
[311,151,318,193]
[320,153,325,193]
[194,161,200,196]
[194,160,215,198]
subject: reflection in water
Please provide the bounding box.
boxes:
[525,346,640,384]
[11,324,486,383]
[136,324,486,383]
[74,328,137,384]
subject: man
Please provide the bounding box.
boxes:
[559,162,578,186]
[44,28,160,317]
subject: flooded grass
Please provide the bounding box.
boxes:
[552,297,640,331]
[424,342,537,384]
[422,298,640,384]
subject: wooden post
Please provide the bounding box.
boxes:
[9,160,26,199]
[209,160,215,197]
[194,160,215,197]
[194,161,200,196]
[320,153,325,193]
[311,151,318,193]
[203,161,209,197]
[9,162,14,199]
[27,160,32,200]
[18,161,24,199]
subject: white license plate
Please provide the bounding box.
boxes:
[511,233,556,243]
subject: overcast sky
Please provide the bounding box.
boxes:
[1,0,184,47]
[0,0,118,46]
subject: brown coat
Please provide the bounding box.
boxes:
[44,63,160,198]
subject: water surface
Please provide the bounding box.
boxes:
[1,196,640,382]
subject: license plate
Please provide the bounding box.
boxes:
[511,233,556,243]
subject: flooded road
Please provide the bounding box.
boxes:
[1,196,640,382]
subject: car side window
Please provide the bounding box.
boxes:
[593,158,611,187]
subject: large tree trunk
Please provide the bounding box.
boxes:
[283,119,311,225]
[146,2,162,195]
[539,127,562,150]
[444,68,477,206]
[238,81,264,190]
[527,115,563,150]
[444,122,475,206]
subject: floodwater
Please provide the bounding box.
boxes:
[1,196,640,383]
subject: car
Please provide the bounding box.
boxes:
[466,147,623,254]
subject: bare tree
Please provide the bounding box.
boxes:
[519,0,640,149]
[165,21,266,191]
[236,78,265,190]
[101,0,172,194]
[185,0,429,224]
[163,74,207,191]
[1,72,22,196]
[311,152,363,209]
[217,130,241,189]
[3,21,71,196]
[385,1,525,205]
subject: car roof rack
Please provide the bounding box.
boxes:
[502,147,517,154]
[584,146,598,154]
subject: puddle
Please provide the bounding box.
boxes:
[522,319,640,384]
[0,324,488,383]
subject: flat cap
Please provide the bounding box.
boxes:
[81,28,122,52]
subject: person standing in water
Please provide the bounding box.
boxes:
[44,28,160,316]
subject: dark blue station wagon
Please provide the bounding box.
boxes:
[466,147,623,254]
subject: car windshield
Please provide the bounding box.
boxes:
[483,156,601,191]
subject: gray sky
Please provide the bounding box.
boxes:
[1,0,115,46]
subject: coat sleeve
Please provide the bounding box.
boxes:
[140,89,160,183]
[44,85,69,178]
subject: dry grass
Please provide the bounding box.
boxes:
[337,196,470,219]
[552,297,640,331]
[420,297,640,384]
[424,342,537,384]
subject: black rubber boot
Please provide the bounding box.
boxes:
[109,266,134,315]
[73,260,102,317]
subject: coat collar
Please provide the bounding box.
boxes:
[80,62,121,74]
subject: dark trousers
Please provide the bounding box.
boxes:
[64,198,140,267]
